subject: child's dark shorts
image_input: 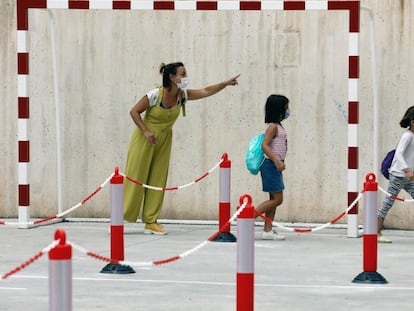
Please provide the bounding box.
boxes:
[260,158,285,192]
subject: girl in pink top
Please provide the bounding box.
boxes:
[256,94,290,240]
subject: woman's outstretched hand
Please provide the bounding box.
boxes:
[225,74,240,86]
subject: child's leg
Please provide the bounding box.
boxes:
[256,191,283,232]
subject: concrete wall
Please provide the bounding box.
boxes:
[2,0,414,229]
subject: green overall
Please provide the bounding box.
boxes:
[123,87,185,223]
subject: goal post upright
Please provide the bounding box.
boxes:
[16,0,360,235]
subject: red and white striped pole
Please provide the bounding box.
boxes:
[49,229,72,311]
[237,194,254,311]
[101,167,135,274]
[213,153,236,242]
[352,173,387,284]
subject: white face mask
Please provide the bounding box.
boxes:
[177,77,189,89]
[285,108,290,119]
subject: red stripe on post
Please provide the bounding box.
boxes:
[348,1,360,33]
[19,184,30,206]
[154,1,174,10]
[284,1,305,10]
[18,53,29,74]
[219,202,230,232]
[113,0,131,9]
[240,1,261,10]
[349,56,359,78]
[110,225,124,261]
[196,1,217,10]
[18,97,30,118]
[363,234,377,272]
[348,192,358,214]
[348,101,358,124]
[17,0,47,30]
[328,1,360,32]
[237,273,254,310]
[348,146,358,169]
[19,141,30,162]
[69,0,89,9]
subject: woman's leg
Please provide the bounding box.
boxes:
[141,132,172,224]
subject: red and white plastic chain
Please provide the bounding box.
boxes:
[0,174,114,227]
[255,190,364,233]
[71,199,247,267]
[124,158,224,191]
[1,240,59,280]
[378,185,414,203]
[1,201,248,278]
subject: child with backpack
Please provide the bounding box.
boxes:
[255,94,290,240]
[378,106,414,243]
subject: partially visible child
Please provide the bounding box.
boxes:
[378,106,414,243]
[256,94,290,240]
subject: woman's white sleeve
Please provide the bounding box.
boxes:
[146,88,159,107]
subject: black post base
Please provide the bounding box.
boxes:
[352,271,388,284]
[100,263,135,274]
[212,232,237,242]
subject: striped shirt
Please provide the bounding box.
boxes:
[264,123,287,161]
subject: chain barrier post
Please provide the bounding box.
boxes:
[212,153,237,242]
[49,229,72,311]
[237,194,254,311]
[352,173,387,284]
[101,167,135,274]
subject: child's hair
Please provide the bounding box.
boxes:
[159,62,185,87]
[400,106,414,128]
[264,94,289,123]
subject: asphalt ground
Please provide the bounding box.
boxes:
[1,220,414,311]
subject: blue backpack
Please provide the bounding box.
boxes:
[381,149,395,179]
[245,133,265,175]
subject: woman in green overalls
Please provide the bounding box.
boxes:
[124,62,239,235]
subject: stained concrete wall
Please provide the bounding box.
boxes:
[1,0,414,229]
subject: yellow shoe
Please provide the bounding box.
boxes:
[144,223,167,235]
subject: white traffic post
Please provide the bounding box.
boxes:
[352,173,387,284]
[101,167,134,274]
[49,229,72,311]
[213,153,236,242]
[237,194,254,311]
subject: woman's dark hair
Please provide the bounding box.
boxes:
[264,94,289,123]
[159,62,185,87]
[400,106,414,128]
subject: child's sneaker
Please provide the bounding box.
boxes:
[378,235,392,243]
[262,230,285,240]
[144,223,167,235]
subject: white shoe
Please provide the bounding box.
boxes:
[378,235,392,243]
[262,230,285,240]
